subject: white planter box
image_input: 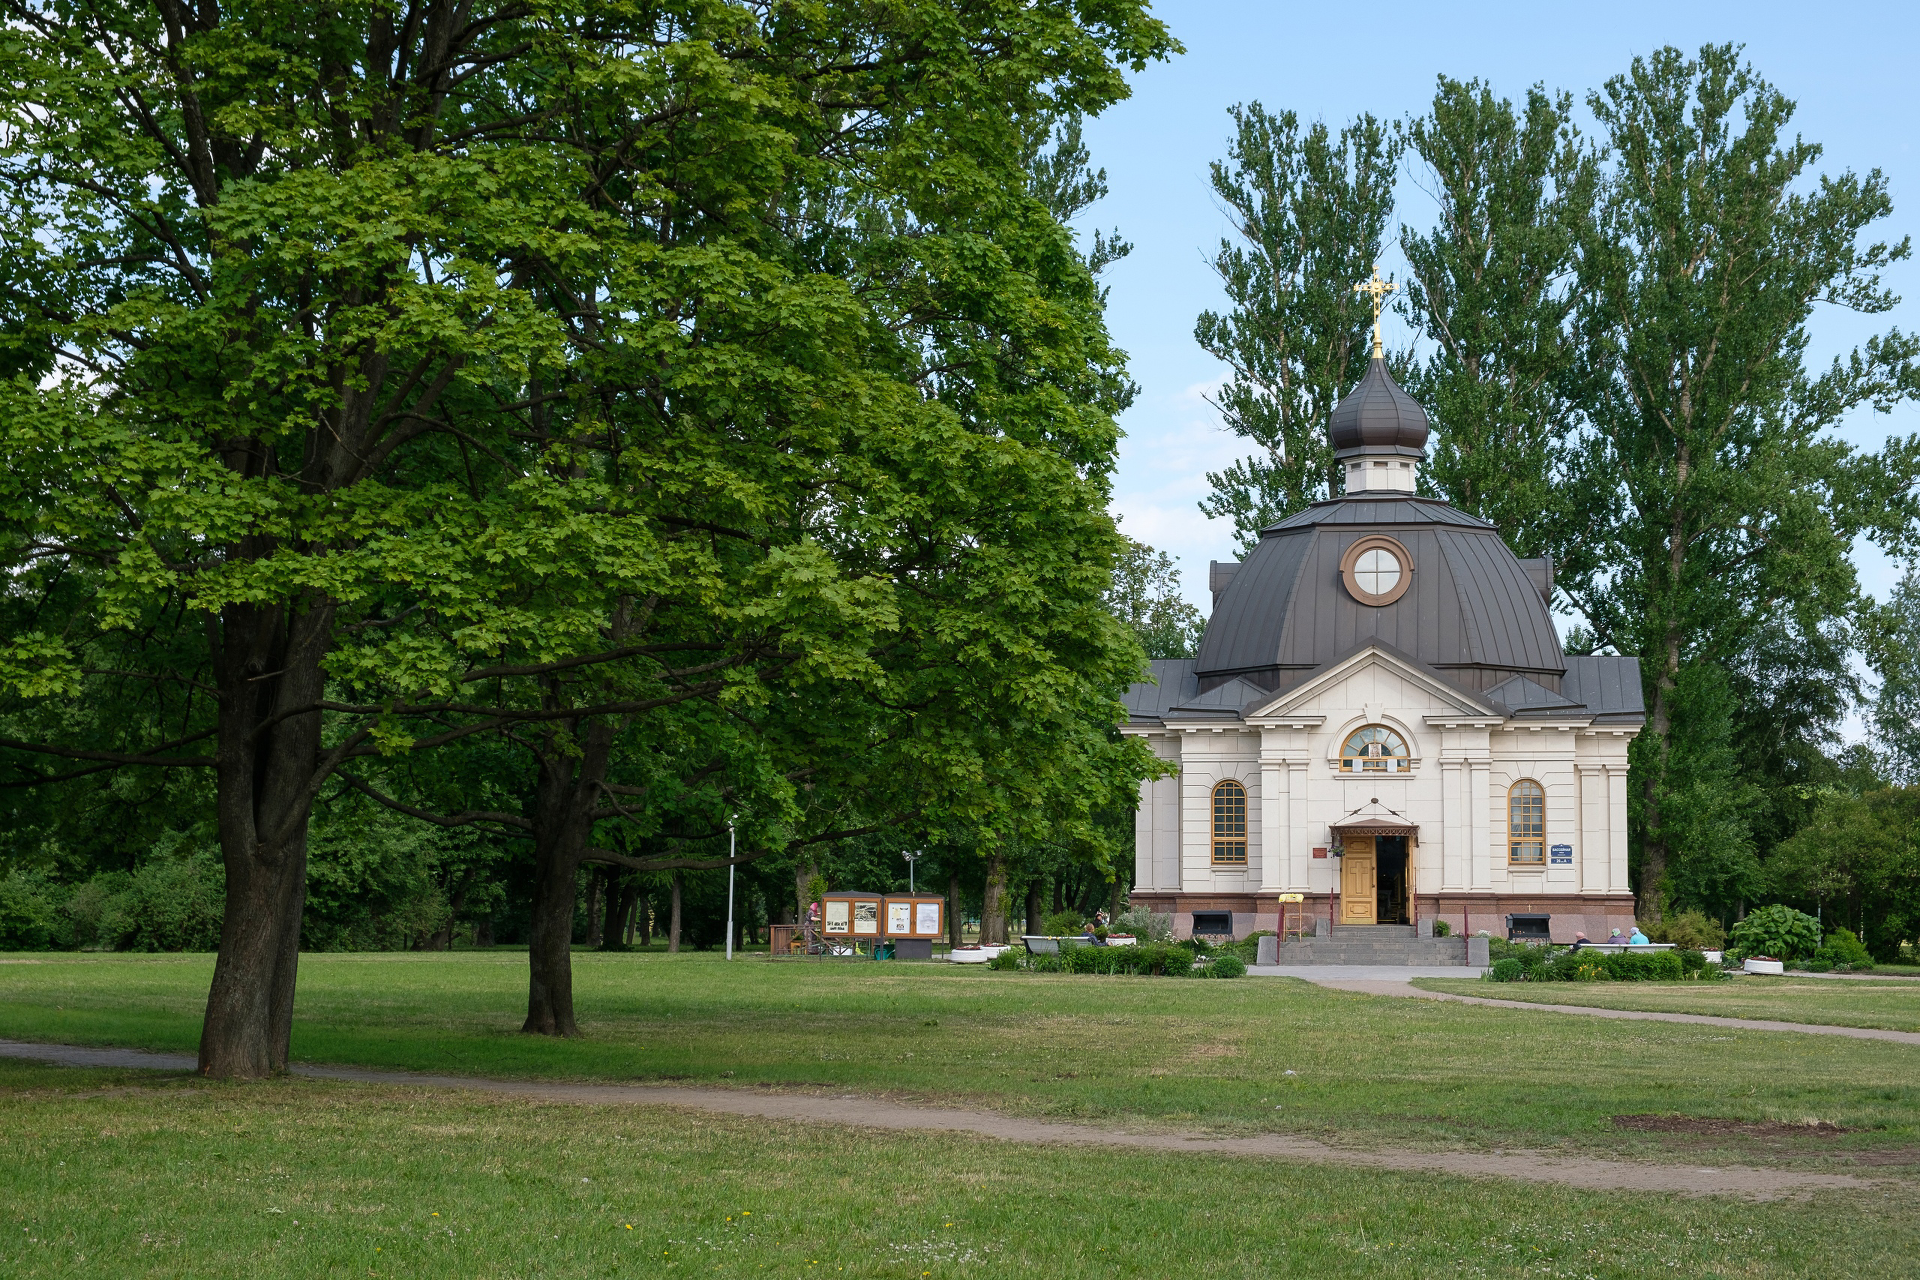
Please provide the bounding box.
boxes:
[946,945,1008,965]
[1743,958,1784,975]
[1702,950,1722,965]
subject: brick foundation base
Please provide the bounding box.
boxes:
[1128,892,1636,944]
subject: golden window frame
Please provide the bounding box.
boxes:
[1508,779,1546,866]
[1211,779,1248,866]
[1338,724,1411,773]
[1339,534,1413,607]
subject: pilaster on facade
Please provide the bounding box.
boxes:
[1469,759,1493,891]
[1576,761,1607,895]
[1607,762,1631,895]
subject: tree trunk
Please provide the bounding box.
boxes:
[474,917,495,948]
[1053,877,1065,914]
[585,866,605,948]
[638,891,652,946]
[1025,878,1044,936]
[669,870,683,953]
[947,867,963,947]
[979,854,1010,945]
[522,711,619,1037]
[198,599,333,1080]
[425,868,476,952]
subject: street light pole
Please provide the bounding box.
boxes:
[902,849,922,894]
[726,818,736,961]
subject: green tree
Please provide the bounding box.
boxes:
[1104,535,1205,660]
[0,1,1174,1071]
[1196,106,1402,548]
[1867,567,1920,784]
[1398,77,1597,557]
[1558,44,1920,915]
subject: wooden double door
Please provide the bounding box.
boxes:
[1339,833,1412,926]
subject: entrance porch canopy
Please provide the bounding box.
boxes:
[1330,798,1417,836]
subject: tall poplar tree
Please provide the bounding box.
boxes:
[1196,106,1401,548]
[1559,44,1920,913]
[1398,77,1597,558]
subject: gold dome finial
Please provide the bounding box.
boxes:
[1352,265,1396,359]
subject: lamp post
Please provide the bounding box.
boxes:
[725,818,736,961]
[902,849,922,894]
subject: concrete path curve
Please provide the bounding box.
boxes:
[0,1038,1884,1201]
[1280,976,1920,1045]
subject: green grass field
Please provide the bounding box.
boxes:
[1414,973,1920,1031]
[3,950,1918,1168]
[4,1058,1920,1280]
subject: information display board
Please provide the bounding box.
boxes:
[882,895,945,938]
[821,892,883,936]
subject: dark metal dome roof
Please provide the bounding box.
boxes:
[1328,356,1429,456]
[1193,493,1564,695]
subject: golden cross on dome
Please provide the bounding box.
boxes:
[1352,265,1396,358]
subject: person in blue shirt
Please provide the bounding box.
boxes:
[1628,926,1650,945]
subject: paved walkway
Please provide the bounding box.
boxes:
[1248,968,1920,1045]
[0,1039,1879,1200]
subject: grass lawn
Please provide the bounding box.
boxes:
[1413,974,1920,1032]
[3,950,1919,1171]
[4,1059,1919,1280]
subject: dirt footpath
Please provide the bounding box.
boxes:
[1306,979,1920,1045]
[0,1038,1884,1202]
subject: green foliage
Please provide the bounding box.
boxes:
[1489,943,1711,983]
[1431,919,1451,938]
[1818,928,1875,969]
[1028,940,1197,977]
[1203,954,1247,979]
[1643,910,1727,951]
[1113,908,1173,943]
[0,871,60,950]
[1559,44,1920,913]
[1769,786,1920,960]
[1196,105,1403,544]
[1041,910,1087,937]
[1105,535,1205,660]
[987,948,1022,971]
[1399,77,1596,558]
[55,853,226,953]
[1729,905,1825,961]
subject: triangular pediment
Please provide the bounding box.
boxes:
[1243,641,1498,722]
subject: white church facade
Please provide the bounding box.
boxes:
[1123,326,1643,946]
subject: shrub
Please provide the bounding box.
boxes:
[1489,957,1525,982]
[0,871,61,950]
[1644,909,1726,951]
[1204,954,1247,979]
[987,948,1021,971]
[1113,908,1173,943]
[1040,910,1084,937]
[1728,904,1822,961]
[1818,927,1874,970]
[1432,919,1451,938]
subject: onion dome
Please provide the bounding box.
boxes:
[1328,356,1430,456]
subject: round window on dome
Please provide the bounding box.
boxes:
[1340,535,1413,606]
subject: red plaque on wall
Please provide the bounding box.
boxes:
[1311,846,1328,859]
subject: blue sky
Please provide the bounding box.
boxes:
[1083,0,1920,638]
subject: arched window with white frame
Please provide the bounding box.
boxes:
[1339,725,1410,773]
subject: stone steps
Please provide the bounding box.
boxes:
[1263,926,1472,966]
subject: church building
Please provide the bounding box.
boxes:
[1123,292,1643,946]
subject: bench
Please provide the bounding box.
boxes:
[1506,913,1551,943]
